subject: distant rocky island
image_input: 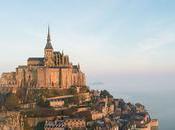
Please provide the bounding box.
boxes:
[0,28,158,130]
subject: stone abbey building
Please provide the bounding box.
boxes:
[0,28,86,91]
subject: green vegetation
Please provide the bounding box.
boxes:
[16,87,28,103]
[151,126,158,130]
[34,121,45,130]
[0,93,20,110]
[36,98,49,108]
[64,98,69,107]
[80,86,90,93]
[4,93,20,110]
[68,86,77,95]
[25,88,59,103]
[100,90,113,98]
[0,93,6,108]
[21,107,59,117]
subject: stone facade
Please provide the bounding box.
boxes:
[0,28,86,91]
[64,118,86,129]
[44,118,86,130]
[46,95,74,107]
[91,111,104,120]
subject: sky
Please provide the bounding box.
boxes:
[1,1,175,129]
[0,0,175,92]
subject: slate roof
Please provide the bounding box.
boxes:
[45,26,53,49]
[45,42,53,49]
[28,57,44,62]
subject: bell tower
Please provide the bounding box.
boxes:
[44,26,54,67]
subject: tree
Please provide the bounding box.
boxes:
[100,90,113,98]
[47,89,59,97]
[68,86,77,95]
[64,99,69,107]
[16,87,28,103]
[80,85,90,93]
[36,96,49,108]
[34,121,45,130]
[0,93,6,108]
[4,93,19,110]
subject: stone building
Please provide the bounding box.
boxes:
[44,118,86,130]
[0,27,86,91]
[64,118,86,129]
[0,72,17,93]
[46,95,74,107]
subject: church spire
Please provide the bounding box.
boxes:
[47,26,51,42]
[45,26,53,49]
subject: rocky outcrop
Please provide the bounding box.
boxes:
[0,111,23,130]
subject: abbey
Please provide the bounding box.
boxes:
[0,28,86,90]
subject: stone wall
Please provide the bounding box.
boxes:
[25,116,56,128]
